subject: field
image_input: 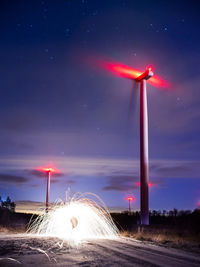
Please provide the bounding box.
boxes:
[0,207,200,253]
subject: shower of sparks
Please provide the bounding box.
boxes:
[0,258,22,265]
[28,192,119,246]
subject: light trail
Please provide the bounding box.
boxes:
[96,59,170,89]
[28,192,119,246]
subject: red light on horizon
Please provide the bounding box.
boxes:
[125,196,134,201]
[43,167,56,173]
[37,166,57,173]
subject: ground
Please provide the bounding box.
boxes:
[0,234,200,266]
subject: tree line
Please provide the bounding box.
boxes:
[0,196,16,212]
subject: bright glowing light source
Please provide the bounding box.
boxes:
[125,196,134,213]
[42,167,55,173]
[137,182,153,187]
[38,167,56,172]
[37,166,57,173]
[146,65,154,72]
[98,60,170,89]
[125,196,134,201]
[28,193,119,246]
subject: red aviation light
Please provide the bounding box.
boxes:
[43,167,56,173]
[38,166,57,173]
[146,65,153,72]
[137,182,153,187]
[125,196,134,201]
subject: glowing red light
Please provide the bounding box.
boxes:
[98,60,170,89]
[146,65,154,72]
[137,182,153,187]
[37,166,57,173]
[125,196,134,201]
[43,168,56,173]
[102,61,142,80]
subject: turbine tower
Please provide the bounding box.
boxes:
[90,58,168,225]
[39,167,56,213]
[136,68,153,225]
[45,169,51,213]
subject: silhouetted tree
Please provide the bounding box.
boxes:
[6,196,11,204]
[1,196,15,212]
[152,210,157,216]
[157,210,161,216]
[173,208,178,217]
[10,202,16,213]
[162,210,167,216]
[169,210,174,217]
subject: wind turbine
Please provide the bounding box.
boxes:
[136,67,153,225]
[95,60,169,225]
[44,168,55,213]
[37,167,56,213]
[125,196,134,214]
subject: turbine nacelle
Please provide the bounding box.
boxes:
[136,68,154,82]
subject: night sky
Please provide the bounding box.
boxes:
[0,0,200,213]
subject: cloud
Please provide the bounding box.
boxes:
[103,175,139,192]
[25,169,64,178]
[51,178,75,184]
[0,156,199,182]
[0,174,29,185]
[63,179,75,184]
[15,200,120,214]
[150,160,200,178]
[103,174,162,192]
[148,77,200,136]
[15,200,45,214]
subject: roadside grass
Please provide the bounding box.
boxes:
[0,225,26,234]
[0,208,200,253]
[121,226,200,252]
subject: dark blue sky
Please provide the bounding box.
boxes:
[0,0,200,212]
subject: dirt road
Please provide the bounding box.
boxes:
[0,234,199,266]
